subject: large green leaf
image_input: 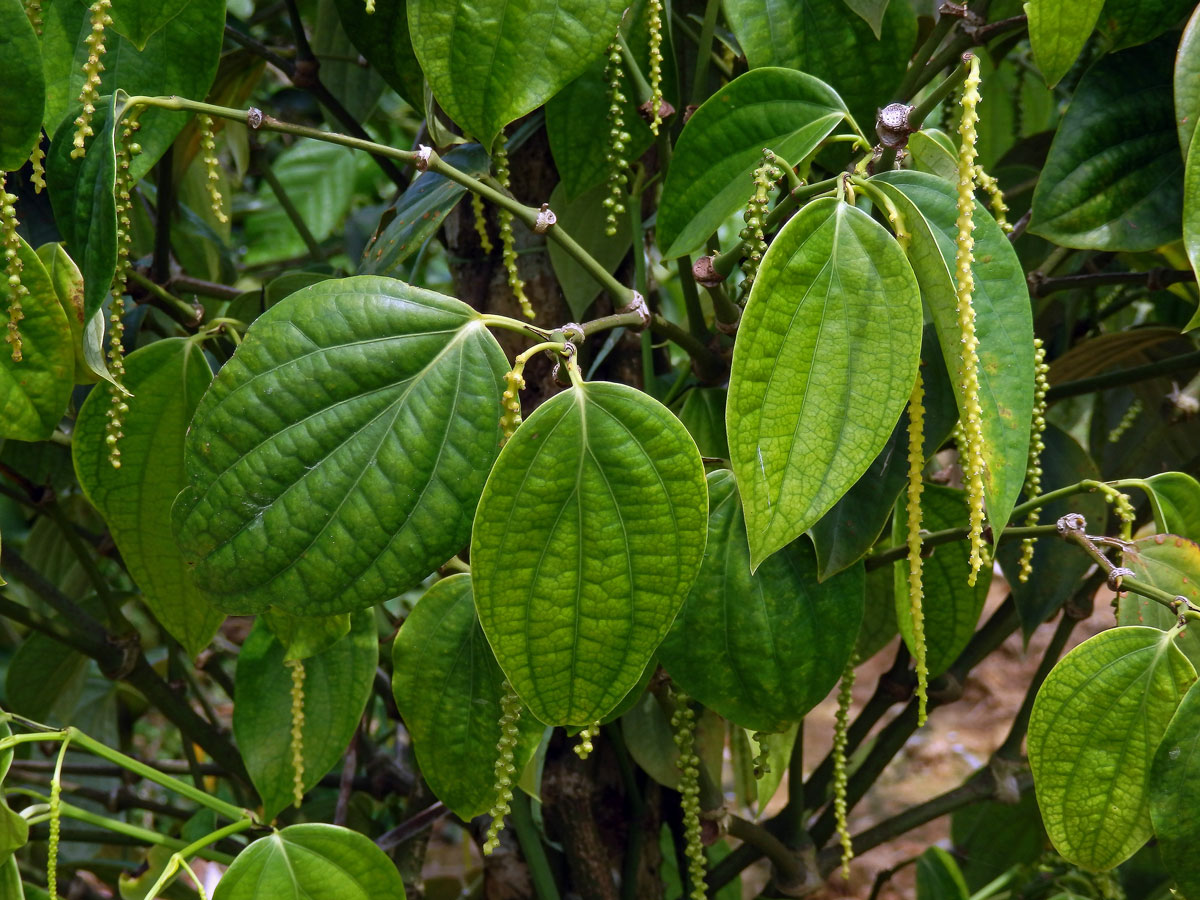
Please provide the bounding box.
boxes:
[311,0,385,123]
[546,180,632,319]
[333,0,423,110]
[1029,39,1183,251]
[722,0,915,130]
[106,0,190,51]
[0,797,28,868]
[0,235,74,441]
[40,0,224,176]
[35,242,114,387]
[1097,0,1196,51]
[916,847,969,900]
[408,0,625,149]
[809,327,957,580]
[1177,4,1200,157]
[1186,125,1200,284]
[656,68,848,259]
[1028,626,1196,871]
[658,470,864,733]
[951,791,1045,892]
[73,339,222,655]
[873,170,1035,541]
[619,691,724,790]
[234,613,377,821]
[727,198,922,569]
[676,387,729,460]
[893,485,990,678]
[841,0,890,38]
[472,380,708,726]
[174,277,509,617]
[1119,535,1200,670]
[0,0,44,171]
[213,824,406,900]
[46,93,116,324]
[1025,0,1104,87]
[392,575,544,820]
[1142,472,1200,539]
[1150,679,1200,899]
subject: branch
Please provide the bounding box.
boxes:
[1045,349,1200,402]
[1029,267,1196,298]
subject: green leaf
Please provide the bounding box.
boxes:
[722,0,916,130]
[1186,124,1200,285]
[951,791,1045,892]
[333,0,423,110]
[261,610,351,661]
[74,339,223,655]
[873,170,1035,541]
[1176,4,1200,157]
[1150,678,1200,900]
[392,574,544,821]
[408,0,625,148]
[106,0,190,51]
[1025,0,1104,87]
[916,846,968,900]
[855,563,898,662]
[1119,535,1200,670]
[546,180,631,319]
[1029,38,1183,252]
[656,68,848,259]
[46,93,116,324]
[0,0,44,171]
[841,0,890,38]
[1097,0,1197,52]
[472,380,708,726]
[809,326,958,580]
[0,235,74,441]
[1142,472,1200,540]
[906,130,958,182]
[1028,626,1196,871]
[996,425,1107,635]
[35,242,115,387]
[676,387,729,460]
[6,618,90,723]
[174,277,509,617]
[658,470,864,733]
[619,691,724,790]
[893,485,990,678]
[40,0,224,176]
[0,797,27,868]
[234,613,377,821]
[212,823,406,900]
[727,198,922,569]
[359,144,490,277]
[311,0,384,123]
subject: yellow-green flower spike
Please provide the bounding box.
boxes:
[286,657,306,808]
[471,192,493,254]
[972,164,1011,233]
[832,653,858,878]
[29,142,45,193]
[23,0,42,33]
[1018,339,1050,582]
[364,0,374,11]
[48,738,71,899]
[492,136,533,320]
[483,680,524,855]
[955,53,988,586]
[1107,398,1142,444]
[647,0,665,135]
[905,371,929,725]
[1098,484,1136,541]
[603,37,630,237]
[72,0,113,159]
[2,177,27,362]
[198,115,228,224]
[105,119,141,468]
[739,150,782,294]
[500,368,525,442]
[573,722,600,759]
[671,690,706,900]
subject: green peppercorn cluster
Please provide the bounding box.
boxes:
[286,658,307,808]
[602,39,630,238]
[647,0,665,135]
[483,680,524,855]
[2,178,27,362]
[905,371,929,724]
[105,119,142,468]
[1018,339,1050,583]
[198,115,229,224]
[72,0,112,159]
[1107,398,1142,444]
[573,721,600,759]
[471,192,493,254]
[493,136,534,320]
[972,165,1011,233]
[739,150,781,294]
[671,693,706,900]
[500,368,525,443]
[29,144,45,194]
[750,732,771,779]
[832,654,858,878]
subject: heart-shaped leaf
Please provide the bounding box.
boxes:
[234,612,377,821]
[0,0,44,171]
[408,0,625,148]
[174,277,509,617]
[1030,38,1183,251]
[656,68,848,259]
[1150,678,1200,899]
[0,235,74,441]
[1119,535,1200,669]
[74,338,223,655]
[873,170,1035,542]
[658,470,864,733]
[727,197,922,569]
[392,574,544,820]
[1028,626,1195,871]
[472,379,708,726]
[213,823,407,900]
[1026,0,1104,87]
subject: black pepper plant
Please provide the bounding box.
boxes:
[0,0,1199,898]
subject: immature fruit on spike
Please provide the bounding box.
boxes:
[832,654,857,878]
[905,370,928,724]
[286,658,306,807]
[602,37,629,237]
[1,179,27,361]
[493,136,533,320]
[72,0,113,159]
[1017,338,1050,582]
[671,691,706,900]
[482,680,523,855]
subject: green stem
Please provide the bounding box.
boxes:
[509,792,560,900]
[865,523,1057,570]
[895,13,957,100]
[711,178,838,278]
[141,818,256,899]
[689,0,721,104]
[727,816,805,889]
[677,258,709,340]
[128,270,201,326]
[878,59,972,171]
[616,32,652,105]
[259,164,323,259]
[706,283,740,326]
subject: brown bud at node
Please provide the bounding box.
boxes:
[246,107,263,129]
[692,255,725,289]
[876,102,913,149]
[638,98,676,124]
[534,203,557,233]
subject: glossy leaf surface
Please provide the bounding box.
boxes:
[392,575,543,820]
[1028,626,1195,871]
[676,387,729,460]
[106,0,190,50]
[658,470,864,733]
[0,0,44,171]
[333,0,423,110]
[841,0,889,37]
[1026,0,1103,87]
[1030,39,1182,251]
[727,198,922,569]
[36,242,114,386]
[951,792,1045,891]
[408,0,625,148]
[472,380,707,726]
[1097,0,1196,51]
[874,170,1034,541]
[1177,4,1200,156]
[74,339,222,655]
[916,847,968,900]
[0,236,74,441]
[175,277,508,617]
[1142,472,1200,539]
[1119,535,1200,669]
[213,824,406,900]
[656,68,848,259]
[546,180,632,319]
[234,613,376,821]
[1149,678,1200,900]
[1186,127,1200,284]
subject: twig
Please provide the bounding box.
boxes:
[1029,267,1196,298]
[1045,350,1200,401]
